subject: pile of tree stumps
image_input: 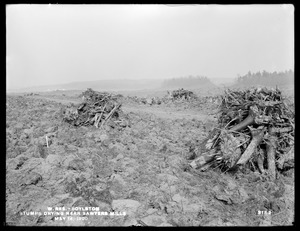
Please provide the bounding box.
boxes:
[168,88,196,100]
[189,87,294,179]
[63,88,126,129]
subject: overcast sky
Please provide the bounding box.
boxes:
[6,4,294,90]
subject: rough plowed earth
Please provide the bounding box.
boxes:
[6,92,294,226]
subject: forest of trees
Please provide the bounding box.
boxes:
[162,75,213,88]
[235,70,294,87]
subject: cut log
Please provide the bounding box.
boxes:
[236,127,266,166]
[266,128,277,179]
[189,149,216,169]
[199,161,215,171]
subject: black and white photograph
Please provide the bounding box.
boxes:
[6,4,294,226]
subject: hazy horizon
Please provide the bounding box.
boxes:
[7,76,237,91]
[6,4,294,90]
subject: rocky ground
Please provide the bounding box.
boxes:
[6,90,294,226]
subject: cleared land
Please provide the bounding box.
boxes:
[6,86,294,226]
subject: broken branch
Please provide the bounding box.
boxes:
[95,103,107,128]
[45,136,49,148]
[99,103,121,129]
[229,107,256,132]
[269,126,293,134]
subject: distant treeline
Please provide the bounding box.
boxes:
[235,70,294,87]
[162,76,212,88]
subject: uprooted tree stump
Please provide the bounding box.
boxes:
[189,87,294,178]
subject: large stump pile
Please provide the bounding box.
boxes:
[168,88,196,100]
[63,88,127,128]
[189,87,294,178]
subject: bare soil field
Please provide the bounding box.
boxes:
[6,87,294,226]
